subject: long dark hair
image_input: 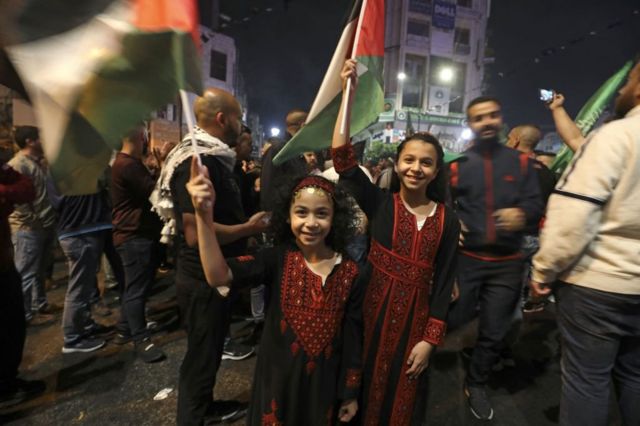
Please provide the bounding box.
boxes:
[269,174,358,254]
[390,132,448,203]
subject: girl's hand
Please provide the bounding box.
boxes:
[406,341,434,379]
[338,399,358,422]
[186,155,214,216]
[341,59,359,93]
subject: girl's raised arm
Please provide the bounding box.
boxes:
[332,59,359,150]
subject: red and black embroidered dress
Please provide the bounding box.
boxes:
[227,244,364,426]
[332,143,460,426]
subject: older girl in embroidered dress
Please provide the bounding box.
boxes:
[186,156,364,425]
[332,59,460,425]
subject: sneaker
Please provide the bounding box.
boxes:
[113,332,133,345]
[62,338,106,354]
[464,384,494,420]
[0,379,46,408]
[135,338,166,363]
[38,302,62,315]
[205,400,247,424]
[28,313,55,326]
[84,322,114,338]
[222,340,255,361]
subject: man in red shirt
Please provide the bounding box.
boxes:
[0,159,45,405]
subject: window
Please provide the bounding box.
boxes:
[454,27,471,55]
[210,50,227,81]
[407,20,430,38]
[454,28,470,45]
[402,55,426,108]
[409,0,431,14]
[457,0,472,8]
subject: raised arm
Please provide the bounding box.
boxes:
[332,59,359,150]
[185,156,231,287]
[547,93,585,152]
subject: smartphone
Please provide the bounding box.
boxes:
[539,89,554,103]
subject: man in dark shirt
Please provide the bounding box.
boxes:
[171,88,269,425]
[49,173,113,354]
[111,124,164,363]
[448,97,543,421]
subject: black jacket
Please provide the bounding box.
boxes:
[450,141,543,255]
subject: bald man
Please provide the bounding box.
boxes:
[507,125,556,204]
[169,88,269,425]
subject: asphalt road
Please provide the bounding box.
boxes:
[0,255,616,426]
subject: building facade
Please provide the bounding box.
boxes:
[365,0,491,154]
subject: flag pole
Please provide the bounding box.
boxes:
[340,0,369,136]
[179,89,202,166]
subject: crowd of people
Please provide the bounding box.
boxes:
[0,59,639,426]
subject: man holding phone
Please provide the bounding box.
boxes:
[531,61,640,426]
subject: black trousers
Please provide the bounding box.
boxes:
[176,281,231,426]
[446,253,523,386]
[556,283,640,426]
[0,265,26,392]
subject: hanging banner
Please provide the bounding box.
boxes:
[432,0,456,30]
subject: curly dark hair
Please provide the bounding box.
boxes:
[389,132,448,203]
[268,174,359,254]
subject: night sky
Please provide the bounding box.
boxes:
[222,0,640,133]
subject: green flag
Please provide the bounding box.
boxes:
[550,61,633,174]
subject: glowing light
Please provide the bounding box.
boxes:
[270,127,281,137]
[438,67,454,83]
[461,128,473,140]
[397,72,407,81]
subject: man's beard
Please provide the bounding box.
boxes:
[475,125,501,143]
[224,126,239,147]
[614,94,634,119]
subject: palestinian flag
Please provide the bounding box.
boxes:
[273,0,384,165]
[1,0,202,194]
[550,60,633,174]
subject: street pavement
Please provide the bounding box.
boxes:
[0,254,620,425]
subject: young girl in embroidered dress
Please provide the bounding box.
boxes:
[186,156,363,425]
[332,59,460,425]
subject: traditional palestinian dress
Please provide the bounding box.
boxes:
[227,243,364,426]
[332,144,460,425]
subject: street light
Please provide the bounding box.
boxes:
[270,127,280,137]
[397,72,407,81]
[438,67,455,84]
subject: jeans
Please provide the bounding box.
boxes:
[446,253,524,386]
[11,228,55,320]
[0,265,26,392]
[59,231,105,344]
[116,237,158,342]
[556,283,640,426]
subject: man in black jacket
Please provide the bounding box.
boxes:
[448,97,543,420]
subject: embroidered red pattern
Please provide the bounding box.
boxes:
[331,144,357,173]
[262,399,283,426]
[423,317,447,345]
[280,250,358,372]
[363,200,446,425]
